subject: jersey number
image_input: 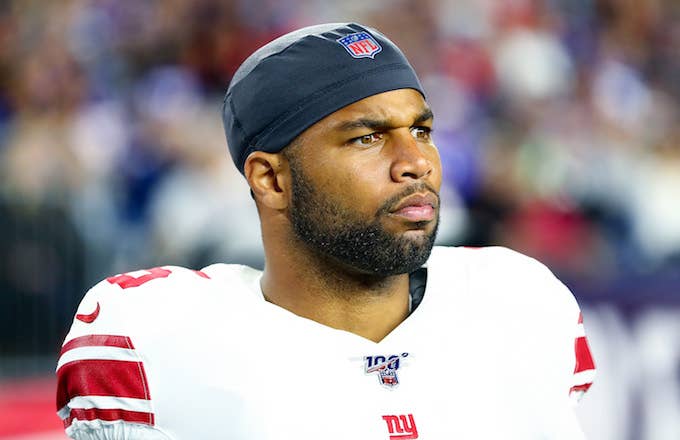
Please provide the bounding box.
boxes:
[106,267,172,289]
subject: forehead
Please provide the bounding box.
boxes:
[304,88,431,136]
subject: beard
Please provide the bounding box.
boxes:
[288,162,439,277]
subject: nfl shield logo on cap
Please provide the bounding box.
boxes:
[337,31,383,59]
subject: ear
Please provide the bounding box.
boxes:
[244,151,290,210]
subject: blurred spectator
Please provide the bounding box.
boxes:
[0,198,85,365]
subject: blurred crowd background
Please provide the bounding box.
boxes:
[0,0,678,439]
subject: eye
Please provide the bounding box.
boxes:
[411,126,432,141]
[350,132,383,146]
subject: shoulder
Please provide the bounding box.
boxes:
[56,263,262,437]
[61,263,263,344]
[428,245,581,327]
[79,263,260,307]
[430,245,576,298]
[60,266,210,339]
[429,245,557,275]
[78,265,215,308]
[428,246,594,404]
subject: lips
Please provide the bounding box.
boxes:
[389,193,438,222]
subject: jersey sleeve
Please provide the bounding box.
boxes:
[527,251,596,405]
[569,311,596,404]
[514,248,597,405]
[56,268,178,440]
[473,246,597,404]
[497,247,595,438]
[528,252,596,405]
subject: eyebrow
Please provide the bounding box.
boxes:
[334,107,434,132]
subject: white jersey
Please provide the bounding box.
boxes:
[56,246,595,439]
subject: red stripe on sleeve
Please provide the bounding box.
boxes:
[56,359,151,411]
[60,335,135,356]
[107,267,172,289]
[65,408,155,428]
[577,312,583,324]
[574,336,595,373]
[570,383,592,394]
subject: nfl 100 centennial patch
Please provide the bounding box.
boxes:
[337,31,383,59]
[364,353,409,388]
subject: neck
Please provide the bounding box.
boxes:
[260,235,411,343]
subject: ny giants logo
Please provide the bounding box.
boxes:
[382,414,418,440]
[364,353,408,388]
[336,31,382,59]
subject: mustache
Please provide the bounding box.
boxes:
[377,182,440,216]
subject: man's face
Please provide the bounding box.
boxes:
[286,88,442,276]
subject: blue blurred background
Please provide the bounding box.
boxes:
[0,0,678,438]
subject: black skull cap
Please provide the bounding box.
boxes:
[221,22,425,174]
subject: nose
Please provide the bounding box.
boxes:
[389,129,434,182]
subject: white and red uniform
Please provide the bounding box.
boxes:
[56,246,595,439]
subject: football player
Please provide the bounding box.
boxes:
[57,23,595,439]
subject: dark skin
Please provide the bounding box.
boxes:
[244,89,442,342]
